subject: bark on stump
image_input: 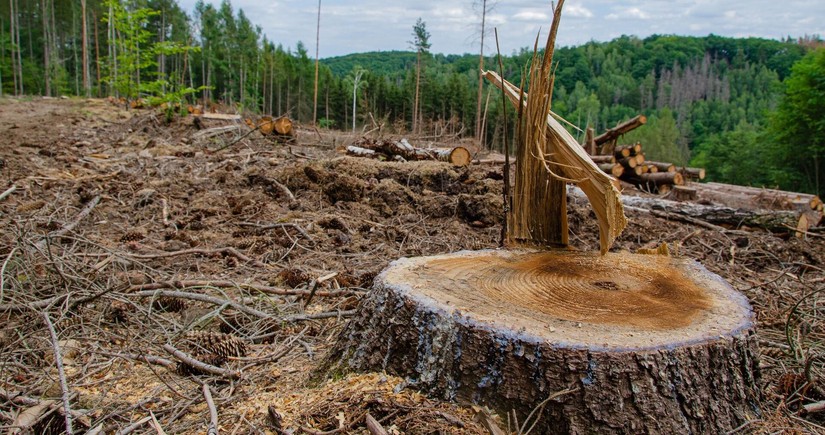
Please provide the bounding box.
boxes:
[328,249,760,434]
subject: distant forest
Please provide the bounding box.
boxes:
[1,0,823,195]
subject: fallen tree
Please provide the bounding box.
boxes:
[345,138,471,166]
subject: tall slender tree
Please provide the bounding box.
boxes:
[410,18,430,134]
[312,0,321,125]
[81,0,89,96]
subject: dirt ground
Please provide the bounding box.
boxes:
[0,97,823,434]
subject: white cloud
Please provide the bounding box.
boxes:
[176,0,825,57]
[566,4,593,19]
[513,11,549,22]
[607,7,650,20]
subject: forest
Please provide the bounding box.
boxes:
[1,0,824,196]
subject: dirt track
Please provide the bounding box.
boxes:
[1,98,823,433]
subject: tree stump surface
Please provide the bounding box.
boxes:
[328,249,761,434]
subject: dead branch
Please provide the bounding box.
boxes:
[125,247,266,268]
[0,185,16,201]
[129,280,360,298]
[93,350,176,369]
[803,400,825,414]
[282,309,356,323]
[238,222,313,243]
[162,344,241,379]
[34,195,101,250]
[202,384,219,435]
[131,290,269,318]
[42,312,74,435]
[303,272,340,308]
[0,294,67,312]
[365,413,389,435]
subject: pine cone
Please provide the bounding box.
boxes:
[184,331,247,359]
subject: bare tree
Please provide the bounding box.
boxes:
[313,0,321,125]
[473,0,496,145]
[410,18,431,135]
[346,67,366,132]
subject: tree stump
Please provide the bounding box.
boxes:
[327,249,760,434]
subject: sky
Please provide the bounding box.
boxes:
[177,0,825,58]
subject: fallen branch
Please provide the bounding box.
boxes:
[125,247,266,268]
[129,280,360,298]
[42,312,74,435]
[93,350,176,370]
[238,222,313,243]
[365,414,388,435]
[0,185,16,201]
[131,290,270,318]
[803,400,825,414]
[303,272,340,308]
[162,344,241,379]
[0,294,67,313]
[282,309,356,323]
[35,195,101,250]
[202,384,219,435]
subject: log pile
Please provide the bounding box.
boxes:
[245,115,295,140]
[345,138,471,167]
[590,141,704,194]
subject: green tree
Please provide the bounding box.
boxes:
[769,48,825,195]
[691,121,771,186]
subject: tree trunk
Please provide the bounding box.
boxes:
[695,182,822,212]
[326,250,760,434]
[41,0,51,96]
[81,0,89,96]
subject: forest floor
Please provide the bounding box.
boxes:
[0,97,823,434]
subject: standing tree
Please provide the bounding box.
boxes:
[473,0,496,144]
[410,18,430,134]
[312,0,321,125]
[81,0,90,96]
[769,47,825,196]
[345,66,366,132]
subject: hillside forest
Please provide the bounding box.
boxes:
[1,0,824,196]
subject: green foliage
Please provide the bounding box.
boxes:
[103,0,159,100]
[626,109,690,165]
[768,48,825,195]
[691,121,772,186]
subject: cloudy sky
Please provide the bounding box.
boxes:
[177,0,825,58]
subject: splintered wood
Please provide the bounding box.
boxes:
[484,70,627,253]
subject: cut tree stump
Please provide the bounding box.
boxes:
[328,249,760,434]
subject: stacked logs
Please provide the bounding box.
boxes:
[345,138,472,167]
[591,142,704,194]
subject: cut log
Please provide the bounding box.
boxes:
[646,164,659,174]
[679,167,706,181]
[196,113,242,121]
[695,182,822,212]
[639,172,684,187]
[616,190,813,232]
[595,115,647,146]
[431,147,471,167]
[598,163,624,178]
[646,161,676,173]
[618,156,637,169]
[667,185,697,202]
[634,153,645,166]
[345,145,376,158]
[589,155,615,164]
[328,250,759,434]
[257,116,294,136]
[614,147,632,159]
[347,138,471,167]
